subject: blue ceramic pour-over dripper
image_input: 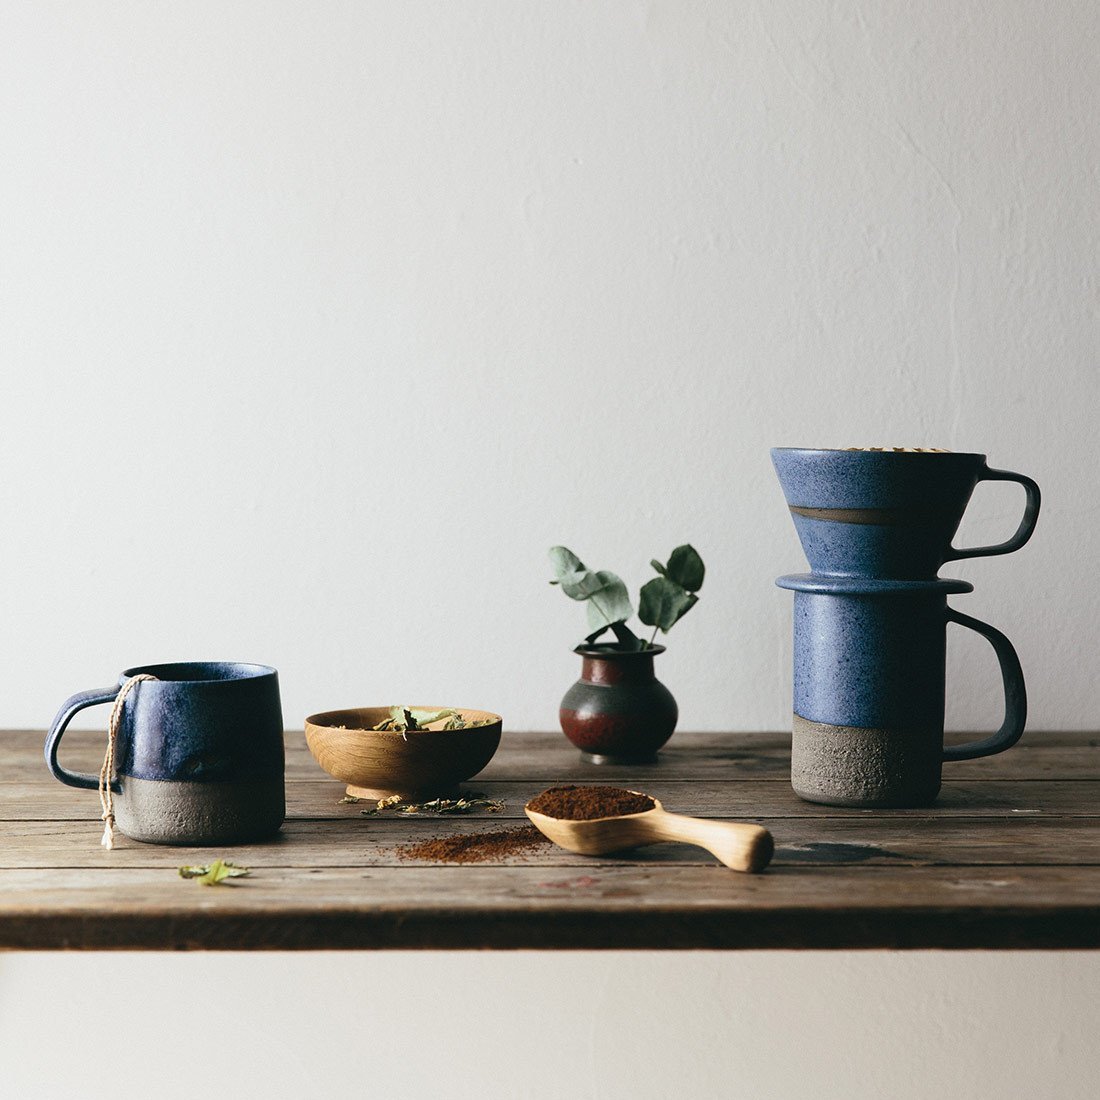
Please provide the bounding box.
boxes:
[770,447,1040,579]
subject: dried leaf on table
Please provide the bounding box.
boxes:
[178,859,251,886]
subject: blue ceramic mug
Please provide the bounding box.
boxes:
[777,576,1026,807]
[771,448,1040,579]
[45,661,285,845]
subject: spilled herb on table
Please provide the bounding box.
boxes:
[178,859,251,886]
[343,792,506,816]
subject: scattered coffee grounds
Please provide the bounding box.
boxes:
[526,785,655,820]
[396,824,550,864]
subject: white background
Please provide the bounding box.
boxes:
[1,3,1097,1098]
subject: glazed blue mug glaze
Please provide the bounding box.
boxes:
[777,575,1026,807]
[771,448,1040,579]
[45,661,285,845]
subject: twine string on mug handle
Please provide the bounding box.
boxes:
[98,674,157,850]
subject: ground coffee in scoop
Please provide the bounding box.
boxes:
[526,785,655,820]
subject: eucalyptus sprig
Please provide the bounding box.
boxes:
[548,544,705,650]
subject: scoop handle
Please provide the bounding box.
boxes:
[644,809,774,873]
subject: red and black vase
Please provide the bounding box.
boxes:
[559,644,678,764]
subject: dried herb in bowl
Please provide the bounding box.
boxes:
[370,708,496,735]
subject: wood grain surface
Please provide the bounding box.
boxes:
[3,728,1099,949]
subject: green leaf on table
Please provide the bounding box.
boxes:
[178,859,250,886]
[638,576,697,633]
[665,545,705,592]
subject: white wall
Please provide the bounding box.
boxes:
[2,3,1097,1098]
[2,0,1095,734]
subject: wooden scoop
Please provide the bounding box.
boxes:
[525,795,774,873]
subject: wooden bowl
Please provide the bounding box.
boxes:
[303,706,503,800]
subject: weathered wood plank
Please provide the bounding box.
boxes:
[4,779,1099,823]
[0,865,1098,949]
[4,729,1099,950]
[1,816,1098,870]
[8,728,1099,783]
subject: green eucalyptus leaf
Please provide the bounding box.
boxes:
[650,559,668,577]
[638,576,695,632]
[609,621,643,649]
[665,545,705,591]
[548,546,584,583]
[584,571,634,631]
[558,568,605,601]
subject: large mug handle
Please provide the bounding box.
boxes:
[44,686,121,789]
[942,608,1027,762]
[945,467,1041,563]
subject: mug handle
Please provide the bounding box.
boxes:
[44,686,120,790]
[942,609,1027,761]
[944,467,1041,563]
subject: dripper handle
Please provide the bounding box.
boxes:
[945,467,1040,563]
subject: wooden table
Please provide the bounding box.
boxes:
[2,728,1098,950]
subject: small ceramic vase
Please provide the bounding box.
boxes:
[559,644,678,764]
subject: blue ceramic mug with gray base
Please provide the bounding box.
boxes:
[777,575,1027,807]
[45,661,285,845]
[771,448,1041,579]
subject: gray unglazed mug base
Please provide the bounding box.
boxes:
[790,713,942,808]
[113,775,285,845]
